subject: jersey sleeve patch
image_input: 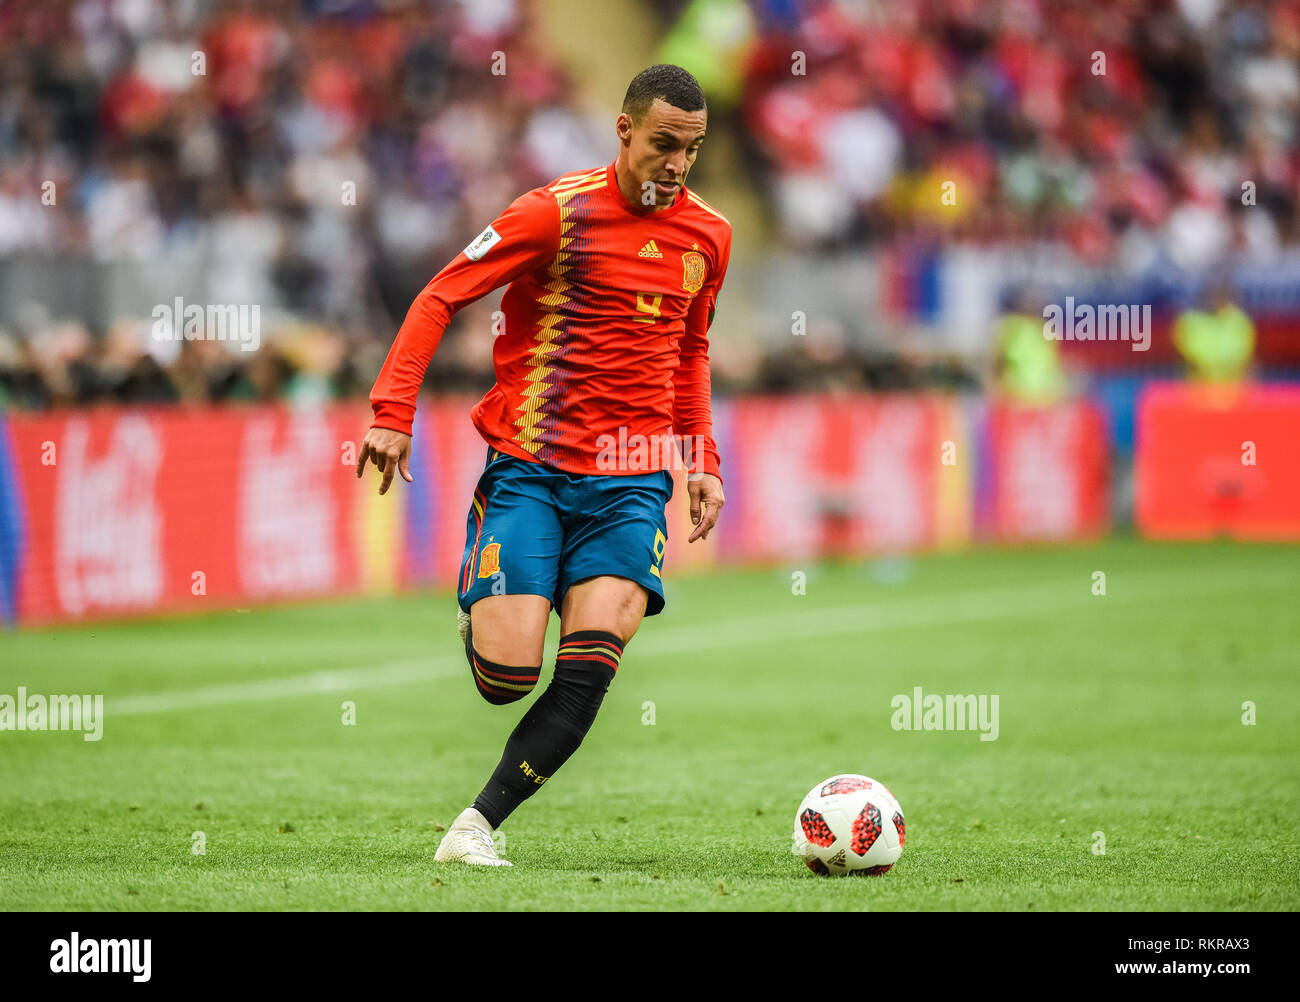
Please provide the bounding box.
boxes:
[464,225,501,261]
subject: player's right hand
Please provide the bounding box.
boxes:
[356,427,413,495]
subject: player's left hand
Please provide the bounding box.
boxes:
[687,473,724,543]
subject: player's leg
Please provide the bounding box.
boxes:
[465,594,549,665]
[438,449,563,865]
[461,595,550,704]
[455,449,561,705]
[461,470,672,842]
[461,576,646,848]
[556,574,649,642]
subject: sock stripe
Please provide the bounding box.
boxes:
[472,654,540,684]
[557,639,623,652]
[473,673,537,694]
[563,652,620,668]
[557,631,624,674]
[474,675,530,699]
[473,667,539,693]
[470,649,541,701]
[556,647,621,662]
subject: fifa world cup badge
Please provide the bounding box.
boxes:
[681,251,707,294]
[477,542,502,579]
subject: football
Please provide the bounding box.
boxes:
[792,774,905,876]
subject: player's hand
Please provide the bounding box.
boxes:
[686,472,724,543]
[356,427,413,495]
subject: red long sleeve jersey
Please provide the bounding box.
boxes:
[369,162,732,482]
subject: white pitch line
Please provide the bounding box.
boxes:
[111,660,461,716]
[106,564,1295,717]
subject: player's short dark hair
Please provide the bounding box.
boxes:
[622,64,706,123]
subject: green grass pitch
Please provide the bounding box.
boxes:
[1,539,1297,911]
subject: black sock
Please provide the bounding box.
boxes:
[472,630,624,828]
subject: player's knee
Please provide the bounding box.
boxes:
[560,579,647,645]
[467,642,541,705]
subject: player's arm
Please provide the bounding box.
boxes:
[357,188,561,493]
[675,228,731,542]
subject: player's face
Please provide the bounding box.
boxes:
[618,99,707,208]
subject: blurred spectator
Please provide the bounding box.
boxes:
[993,289,1067,404]
[1173,281,1256,383]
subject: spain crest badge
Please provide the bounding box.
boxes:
[682,250,707,294]
[477,542,501,579]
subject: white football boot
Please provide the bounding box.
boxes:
[434,807,512,867]
[458,608,471,646]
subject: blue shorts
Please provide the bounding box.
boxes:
[457,446,674,617]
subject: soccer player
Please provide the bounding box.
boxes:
[355,65,730,866]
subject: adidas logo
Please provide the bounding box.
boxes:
[638,240,664,259]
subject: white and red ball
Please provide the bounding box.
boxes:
[792,774,905,876]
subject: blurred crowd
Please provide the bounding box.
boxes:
[0,0,605,409]
[741,0,1300,263]
[1,0,1298,410]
